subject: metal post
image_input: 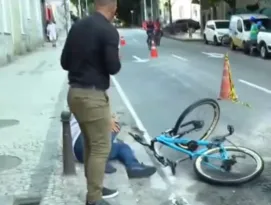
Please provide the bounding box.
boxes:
[168,0,173,34]
[150,0,154,19]
[200,0,204,35]
[61,111,76,175]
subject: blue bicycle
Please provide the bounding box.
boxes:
[129,98,264,185]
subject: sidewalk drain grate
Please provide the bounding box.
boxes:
[14,197,41,205]
[0,119,20,129]
[0,155,22,172]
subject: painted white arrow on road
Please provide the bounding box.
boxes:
[132,55,149,63]
[202,52,224,58]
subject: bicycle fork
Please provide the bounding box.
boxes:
[151,139,178,175]
[128,132,177,175]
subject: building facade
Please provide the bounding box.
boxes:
[0,0,45,66]
[158,0,200,25]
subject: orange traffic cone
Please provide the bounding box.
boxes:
[218,55,231,100]
[120,36,126,46]
[150,40,158,58]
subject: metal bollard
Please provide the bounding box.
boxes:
[61,110,76,175]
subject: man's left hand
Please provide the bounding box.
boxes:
[111,117,120,133]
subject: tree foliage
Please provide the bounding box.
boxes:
[70,0,140,23]
[209,0,236,14]
[117,0,140,24]
[70,0,94,16]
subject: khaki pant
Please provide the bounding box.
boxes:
[67,87,111,202]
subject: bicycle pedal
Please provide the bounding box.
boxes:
[167,160,177,175]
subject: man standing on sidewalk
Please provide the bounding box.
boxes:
[60,0,121,204]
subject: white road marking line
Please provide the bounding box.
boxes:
[202,52,224,58]
[132,55,149,63]
[238,79,271,94]
[132,55,142,61]
[172,54,188,62]
[111,76,177,185]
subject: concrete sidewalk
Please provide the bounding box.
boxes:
[0,37,184,205]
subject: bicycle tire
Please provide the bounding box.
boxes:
[221,35,226,46]
[194,146,264,185]
[172,98,220,149]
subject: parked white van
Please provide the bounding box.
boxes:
[229,13,271,58]
[204,20,230,45]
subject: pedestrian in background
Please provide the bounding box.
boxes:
[60,0,121,204]
[46,20,57,47]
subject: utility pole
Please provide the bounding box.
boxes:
[130,10,134,26]
[168,0,173,33]
[150,0,154,19]
[78,0,82,17]
[200,0,203,35]
[85,0,88,15]
[143,0,147,20]
[63,0,70,35]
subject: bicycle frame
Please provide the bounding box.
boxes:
[129,123,234,175]
[154,135,229,161]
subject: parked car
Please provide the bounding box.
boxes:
[229,13,271,58]
[203,20,230,45]
[164,19,200,33]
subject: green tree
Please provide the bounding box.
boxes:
[208,0,220,19]
[224,0,237,14]
[118,0,140,25]
[209,0,237,15]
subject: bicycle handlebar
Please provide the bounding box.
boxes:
[211,125,234,144]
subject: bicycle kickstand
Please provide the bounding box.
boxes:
[128,132,177,175]
[154,153,177,176]
[167,159,177,175]
[128,132,151,148]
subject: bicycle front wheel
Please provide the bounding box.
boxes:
[194,146,264,185]
[172,98,220,148]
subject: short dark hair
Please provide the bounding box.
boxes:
[94,0,117,6]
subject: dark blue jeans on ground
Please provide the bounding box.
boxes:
[74,130,139,168]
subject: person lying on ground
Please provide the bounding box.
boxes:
[70,114,157,179]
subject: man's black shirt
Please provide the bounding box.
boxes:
[61,12,121,90]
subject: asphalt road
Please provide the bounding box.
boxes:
[115,28,271,205]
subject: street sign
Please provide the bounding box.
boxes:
[202,52,224,58]
[132,56,149,63]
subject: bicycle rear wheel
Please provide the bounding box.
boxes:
[172,98,220,149]
[194,146,264,185]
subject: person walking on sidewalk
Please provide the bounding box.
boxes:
[70,114,157,178]
[46,20,57,47]
[60,0,121,204]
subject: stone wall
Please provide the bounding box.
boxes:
[0,0,44,66]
